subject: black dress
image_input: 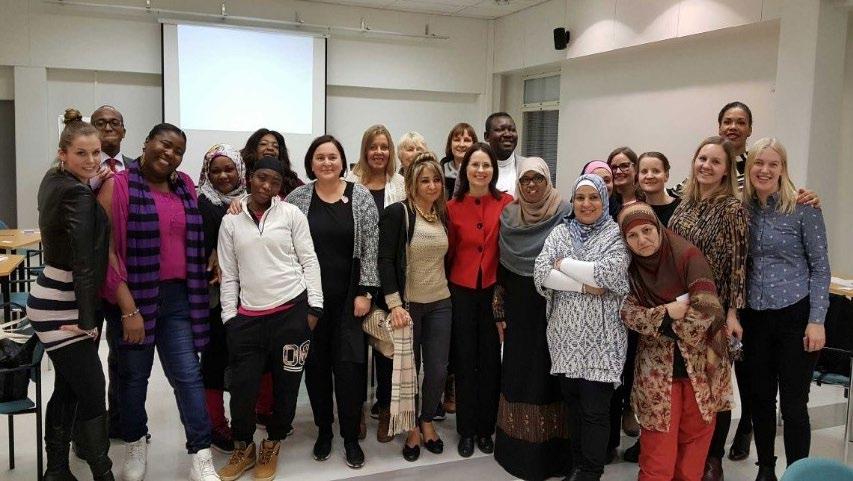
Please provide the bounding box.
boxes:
[198,195,229,390]
[495,265,571,480]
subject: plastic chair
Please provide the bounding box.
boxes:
[781,457,853,480]
[0,316,44,481]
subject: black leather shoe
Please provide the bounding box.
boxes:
[702,456,724,481]
[312,435,332,461]
[623,440,640,463]
[728,428,752,461]
[402,442,420,462]
[458,437,475,457]
[344,440,365,469]
[755,465,777,481]
[424,436,444,454]
[476,435,494,454]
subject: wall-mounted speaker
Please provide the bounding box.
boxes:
[553,27,570,50]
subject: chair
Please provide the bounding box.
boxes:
[781,457,853,480]
[0,315,44,480]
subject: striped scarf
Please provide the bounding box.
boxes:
[126,163,209,350]
[388,321,417,436]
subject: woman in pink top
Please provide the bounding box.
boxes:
[98,123,218,481]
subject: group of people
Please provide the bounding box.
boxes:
[27,100,830,481]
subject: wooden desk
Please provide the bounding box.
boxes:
[0,229,42,250]
[0,254,25,320]
[832,274,853,298]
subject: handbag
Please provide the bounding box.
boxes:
[362,306,394,358]
[0,319,38,402]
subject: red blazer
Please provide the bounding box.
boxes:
[447,192,513,289]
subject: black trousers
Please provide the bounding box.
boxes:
[608,330,638,450]
[47,337,107,424]
[742,297,818,467]
[226,300,310,443]
[560,377,613,479]
[201,304,228,391]
[451,284,500,437]
[375,351,392,409]
[103,303,122,435]
[304,295,366,442]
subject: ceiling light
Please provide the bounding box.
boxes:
[494,0,511,6]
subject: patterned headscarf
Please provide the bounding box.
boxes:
[566,174,611,252]
[198,144,246,206]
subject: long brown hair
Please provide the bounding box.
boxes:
[353,124,397,184]
[682,136,738,204]
[404,152,447,223]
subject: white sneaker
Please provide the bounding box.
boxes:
[122,436,148,481]
[190,448,221,481]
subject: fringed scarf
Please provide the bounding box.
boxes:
[126,162,209,350]
[387,321,417,435]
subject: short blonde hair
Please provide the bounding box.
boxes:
[397,131,426,159]
[744,137,797,214]
[353,124,397,184]
[404,151,446,223]
[682,136,738,204]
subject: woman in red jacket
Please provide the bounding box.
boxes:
[447,142,513,457]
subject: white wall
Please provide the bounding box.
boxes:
[836,13,853,276]
[1,0,491,228]
[555,22,779,190]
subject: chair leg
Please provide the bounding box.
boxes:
[8,415,14,469]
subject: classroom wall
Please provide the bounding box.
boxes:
[836,13,853,276]
[0,0,491,228]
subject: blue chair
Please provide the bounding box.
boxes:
[0,315,44,481]
[781,458,853,480]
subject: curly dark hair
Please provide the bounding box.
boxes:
[241,128,302,195]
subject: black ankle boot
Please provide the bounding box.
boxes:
[73,414,115,481]
[43,401,78,481]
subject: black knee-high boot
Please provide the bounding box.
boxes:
[73,414,115,481]
[43,399,78,481]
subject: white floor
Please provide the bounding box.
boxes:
[2,341,851,481]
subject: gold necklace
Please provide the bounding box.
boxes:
[413,203,438,223]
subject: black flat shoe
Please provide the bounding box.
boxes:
[458,437,475,457]
[476,435,494,454]
[755,465,777,481]
[402,443,421,462]
[312,436,332,461]
[424,437,444,454]
[344,440,365,469]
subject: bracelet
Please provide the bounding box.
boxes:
[121,308,140,320]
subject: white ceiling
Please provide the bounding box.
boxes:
[303,0,553,19]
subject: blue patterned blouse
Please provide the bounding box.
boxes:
[746,193,830,323]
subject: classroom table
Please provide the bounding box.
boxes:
[0,254,25,321]
[0,229,42,292]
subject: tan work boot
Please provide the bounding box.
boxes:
[253,439,280,481]
[377,408,394,443]
[218,441,255,481]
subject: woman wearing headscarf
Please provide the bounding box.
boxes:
[618,202,725,481]
[197,143,246,454]
[534,174,630,481]
[493,158,572,480]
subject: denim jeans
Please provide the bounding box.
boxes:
[109,281,212,453]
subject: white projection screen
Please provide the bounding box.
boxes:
[162,23,326,181]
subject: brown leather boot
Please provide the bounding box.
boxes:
[442,375,456,414]
[702,456,724,481]
[377,408,393,443]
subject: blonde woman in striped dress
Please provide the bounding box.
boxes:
[28,108,115,480]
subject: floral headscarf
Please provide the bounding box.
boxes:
[198,143,246,206]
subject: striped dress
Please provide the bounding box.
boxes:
[28,266,92,351]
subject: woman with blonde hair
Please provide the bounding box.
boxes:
[668,136,745,481]
[741,138,829,481]
[347,124,406,208]
[397,131,427,175]
[378,152,452,461]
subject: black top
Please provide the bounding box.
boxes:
[309,182,356,299]
[377,201,418,311]
[370,188,386,211]
[37,169,109,329]
[652,197,682,227]
[660,313,688,378]
[198,195,229,259]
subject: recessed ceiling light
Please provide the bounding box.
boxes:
[494,0,511,6]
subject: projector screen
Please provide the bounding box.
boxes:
[162,23,326,181]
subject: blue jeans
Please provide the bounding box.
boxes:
[109,282,212,453]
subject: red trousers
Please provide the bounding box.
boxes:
[639,379,715,481]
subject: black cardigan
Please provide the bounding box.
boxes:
[377,201,417,311]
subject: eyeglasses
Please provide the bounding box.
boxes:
[93,119,123,129]
[520,174,547,185]
[612,163,633,173]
